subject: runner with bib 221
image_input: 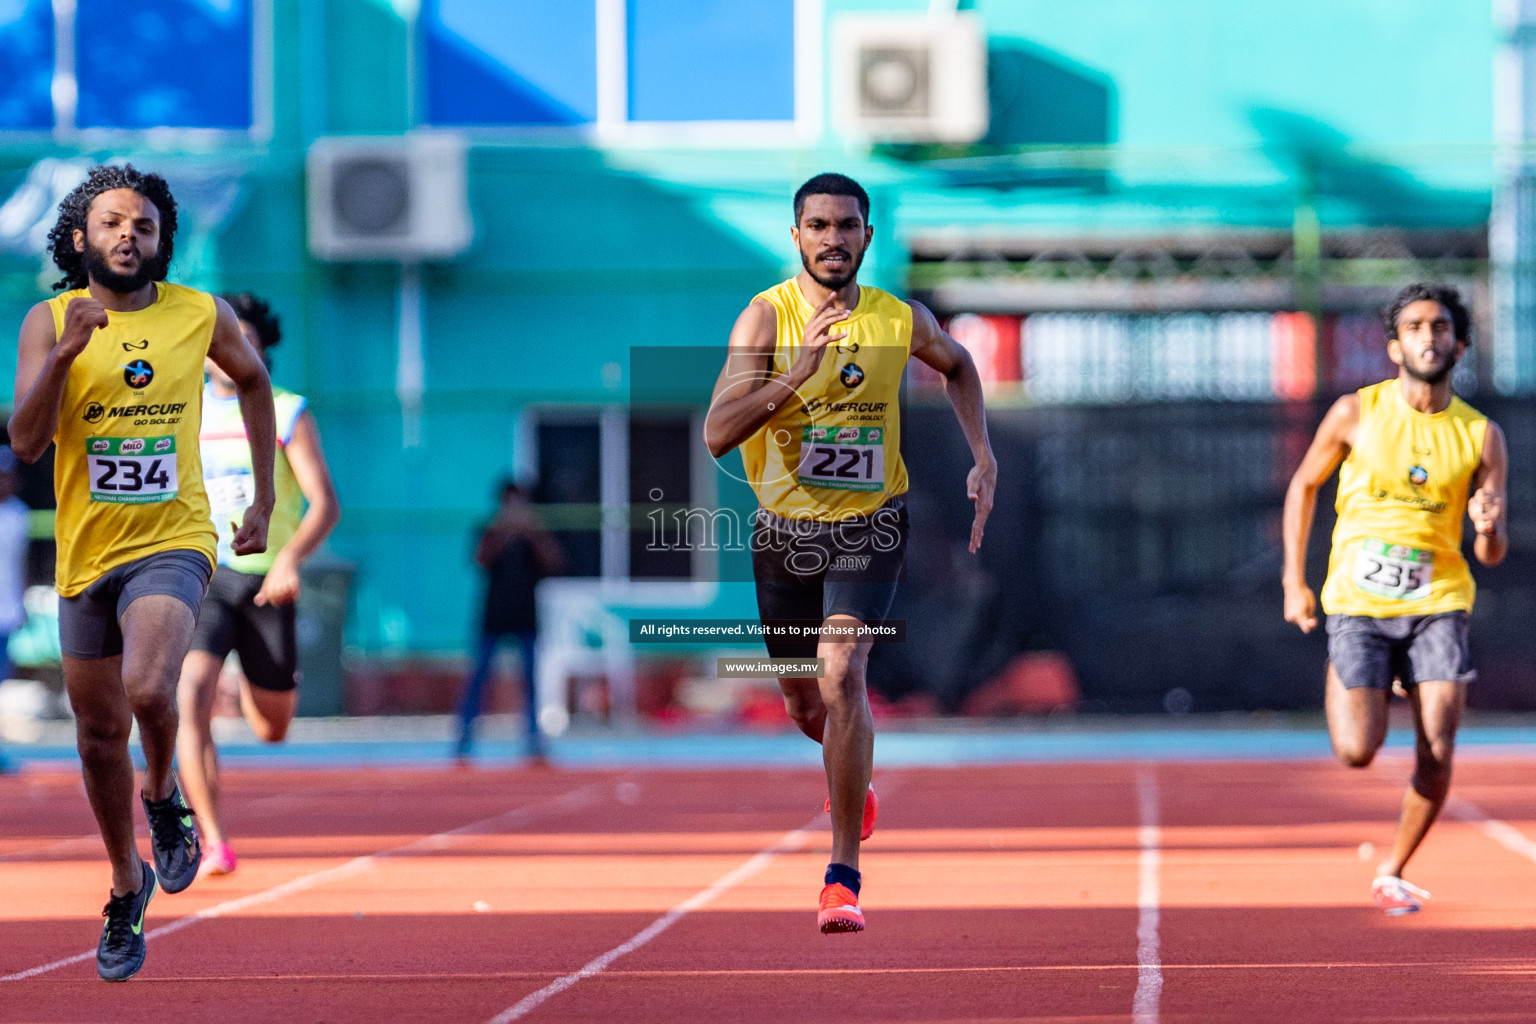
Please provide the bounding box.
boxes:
[704,173,997,935]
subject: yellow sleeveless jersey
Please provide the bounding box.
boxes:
[48,282,217,596]
[741,279,911,521]
[1320,379,1487,618]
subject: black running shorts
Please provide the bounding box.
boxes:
[751,501,907,661]
[189,566,299,692]
[59,549,213,661]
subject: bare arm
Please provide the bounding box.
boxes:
[9,299,109,462]
[701,294,852,459]
[253,410,342,606]
[206,296,276,556]
[1282,393,1359,633]
[1468,420,1508,567]
[908,301,996,553]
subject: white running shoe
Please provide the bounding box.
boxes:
[1372,875,1430,915]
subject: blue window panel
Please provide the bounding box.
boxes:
[75,0,252,130]
[426,0,596,126]
[0,0,54,130]
[628,0,793,122]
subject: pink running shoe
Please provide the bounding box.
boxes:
[198,840,238,877]
[823,785,879,841]
[1372,875,1429,915]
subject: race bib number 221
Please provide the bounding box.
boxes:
[798,426,885,492]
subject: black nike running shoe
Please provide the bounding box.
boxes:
[97,860,156,981]
[142,780,201,893]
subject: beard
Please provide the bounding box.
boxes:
[799,244,864,290]
[1403,351,1457,385]
[82,241,158,294]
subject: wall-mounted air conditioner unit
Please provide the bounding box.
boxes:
[832,13,988,144]
[306,133,472,262]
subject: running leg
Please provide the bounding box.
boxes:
[818,615,874,871]
[120,594,198,803]
[65,654,143,896]
[238,678,297,743]
[778,676,826,742]
[1324,664,1389,768]
[176,651,226,844]
[1379,680,1465,878]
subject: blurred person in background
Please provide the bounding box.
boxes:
[704,173,996,934]
[0,446,28,776]
[1283,283,1506,916]
[455,480,561,764]
[0,446,31,683]
[176,293,340,878]
[9,164,275,981]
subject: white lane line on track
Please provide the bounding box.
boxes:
[483,814,821,1024]
[0,783,606,983]
[1133,766,1162,1024]
[1447,796,1536,864]
[0,784,344,865]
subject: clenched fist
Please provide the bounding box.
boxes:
[1469,484,1503,536]
[1283,582,1319,634]
[57,297,109,360]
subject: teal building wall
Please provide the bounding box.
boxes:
[0,0,1501,655]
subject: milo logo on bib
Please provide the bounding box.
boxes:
[85,435,178,505]
[1352,538,1434,601]
[798,425,886,493]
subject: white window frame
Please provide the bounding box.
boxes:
[516,403,717,582]
[427,0,823,148]
[42,0,274,144]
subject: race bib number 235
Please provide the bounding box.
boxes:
[1351,538,1433,601]
[86,436,178,504]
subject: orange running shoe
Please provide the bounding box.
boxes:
[818,883,865,934]
[823,785,879,841]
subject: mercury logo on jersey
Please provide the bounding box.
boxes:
[83,403,105,423]
[104,402,187,419]
[801,399,887,415]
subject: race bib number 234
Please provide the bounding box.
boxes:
[86,436,177,504]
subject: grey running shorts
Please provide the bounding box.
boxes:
[59,549,213,660]
[1325,611,1476,690]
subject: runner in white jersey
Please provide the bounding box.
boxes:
[176,293,340,877]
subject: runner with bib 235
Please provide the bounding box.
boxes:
[1283,283,1507,916]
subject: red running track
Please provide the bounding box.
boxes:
[3,757,1536,1022]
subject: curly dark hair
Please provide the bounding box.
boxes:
[47,164,178,291]
[219,293,282,352]
[1381,283,1471,345]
